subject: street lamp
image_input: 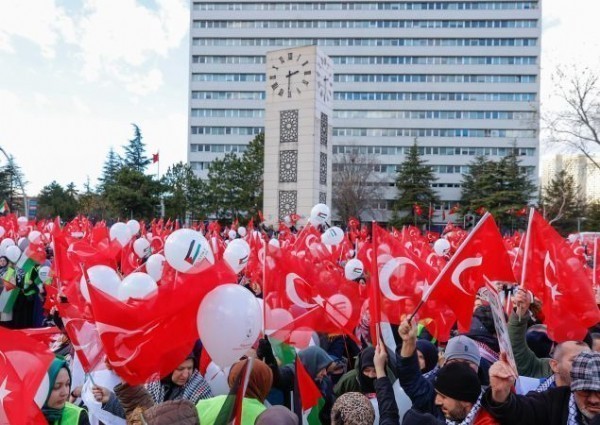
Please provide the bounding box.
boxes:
[577,217,587,233]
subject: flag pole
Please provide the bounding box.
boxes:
[155,150,165,218]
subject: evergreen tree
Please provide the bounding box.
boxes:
[0,157,28,215]
[393,140,439,226]
[162,162,209,221]
[37,181,79,220]
[123,124,151,173]
[238,133,264,219]
[460,148,536,227]
[540,170,585,234]
[78,176,109,220]
[104,167,163,220]
[98,147,121,192]
[204,153,246,220]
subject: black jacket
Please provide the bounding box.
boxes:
[482,386,576,425]
[374,377,400,425]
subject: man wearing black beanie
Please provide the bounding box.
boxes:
[434,362,481,422]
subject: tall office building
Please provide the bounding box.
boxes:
[188,0,541,221]
[542,154,600,203]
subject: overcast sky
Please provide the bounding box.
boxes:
[0,0,598,196]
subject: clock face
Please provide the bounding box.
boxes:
[268,51,312,99]
[316,54,333,103]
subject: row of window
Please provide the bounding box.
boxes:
[191,127,264,136]
[191,144,249,153]
[193,20,538,29]
[334,92,536,101]
[190,161,212,171]
[189,91,538,102]
[333,56,537,65]
[193,2,538,11]
[190,126,536,138]
[334,163,534,175]
[332,145,536,156]
[190,108,535,121]
[192,37,538,47]
[333,128,536,138]
[335,74,536,83]
[333,110,536,120]
[191,91,266,100]
[191,109,265,118]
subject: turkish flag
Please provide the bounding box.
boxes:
[0,327,54,424]
[152,152,159,163]
[264,247,360,346]
[425,213,517,332]
[89,261,236,384]
[522,210,600,342]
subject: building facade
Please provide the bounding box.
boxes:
[188,0,541,221]
[542,154,600,203]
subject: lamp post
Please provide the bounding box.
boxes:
[577,217,587,233]
[0,147,27,217]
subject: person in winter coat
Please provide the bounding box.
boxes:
[483,351,600,425]
[258,340,337,425]
[396,318,483,420]
[43,358,90,425]
[373,343,404,425]
[195,358,273,424]
[334,346,396,397]
[96,353,212,419]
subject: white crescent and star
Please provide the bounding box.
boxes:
[379,257,417,301]
[544,251,562,301]
[285,273,317,309]
[450,256,483,295]
[0,351,10,411]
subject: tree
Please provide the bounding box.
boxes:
[204,153,246,220]
[104,168,163,220]
[332,148,384,223]
[460,148,536,226]
[393,140,439,226]
[162,162,209,221]
[547,66,600,171]
[98,147,121,192]
[37,181,79,220]
[78,176,109,220]
[238,133,264,220]
[123,124,151,173]
[540,170,585,234]
[0,158,28,215]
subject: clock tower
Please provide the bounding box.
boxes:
[263,45,333,225]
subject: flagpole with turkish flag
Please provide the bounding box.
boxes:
[152,151,165,218]
[369,221,382,345]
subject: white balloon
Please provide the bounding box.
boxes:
[345,258,365,280]
[46,222,55,232]
[5,245,21,263]
[164,229,214,274]
[17,216,28,226]
[28,230,42,243]
[146,253,166,281]
[223,239,250,273]
[321,226,344,245]
[310,203,330,225]
[38,266,51,282]
[268,238,280,248]
[17,237,29,251]
[205,362,230,396]
[265,307,294,338]
[127,219,141,236]
[82,265,122,302]
[433,239,451,256]
[133,238,152,259]
[118,272,158,301]
[237,226,247,237]
[228,229,237,240]
[197,284,262,368]
[110,222,133,247]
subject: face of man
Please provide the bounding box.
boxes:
[550,342,591,386]
[592,338,600,353]
[435,392,472,422]
[574,390,600,420]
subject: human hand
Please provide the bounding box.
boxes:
[513,288,531,317]
[374,344,388,378]
[92,385,110,405]
[398,318,417,342]
[489,352,517,404]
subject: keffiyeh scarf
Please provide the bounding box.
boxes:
[445,393,483,425]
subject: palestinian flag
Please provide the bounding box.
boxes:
[295,356,325,425]
[270,338,296,366]
[213,357,253,425]
[0,268,18,313]
[0,200,9,214]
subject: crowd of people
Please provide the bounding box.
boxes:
[2,211,600,425]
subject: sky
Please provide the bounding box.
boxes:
[0,0,599,196]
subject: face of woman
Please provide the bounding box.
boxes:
[171,359,194,386]
[0,258,7,267]
[47,368,70,409]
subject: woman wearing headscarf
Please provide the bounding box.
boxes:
[43,357,90,425]
[0,255,16,326]
[256,405,298,425]
[195,358,273,424]
[331,392,376,425]
[334,346,396,397]
[96,353,213,419]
